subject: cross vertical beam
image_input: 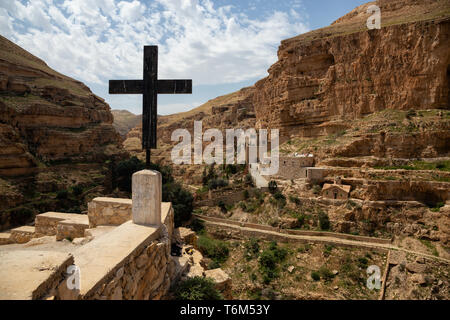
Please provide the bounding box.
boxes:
[143,46,158,157]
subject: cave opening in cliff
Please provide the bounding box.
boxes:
[421,191,443,209]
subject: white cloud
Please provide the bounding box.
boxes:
[118,0,144,22]
[1,0,309,87]
[0,8,14,38]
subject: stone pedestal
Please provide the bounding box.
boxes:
[132,170,161,226]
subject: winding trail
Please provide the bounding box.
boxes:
[194,215,450,264]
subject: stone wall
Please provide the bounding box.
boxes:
[83,237,171,300]
[87,197,132,227]
[276,157,315,179]
[46,203,175,300]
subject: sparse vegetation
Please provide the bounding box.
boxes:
[430,202,445,213]
[268,180,278,194]
[375,160,450,172]
[311,271,320,281]
[56,189,69,200]
[189,219,205,235]
[420,239,439,257]
[270,191,286,209]
[289,195,301,205]
[258,241,288,284]
[174,276,223,300]
[244,238,260,261]
[198,235,229,268]
[71,184,84,197]
[312,184,321,195]
[318,211,330,231]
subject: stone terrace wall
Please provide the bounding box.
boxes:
[87,197,132,227]
[49,203,175,300]
[84,233,171,300]
[276,157,315,179]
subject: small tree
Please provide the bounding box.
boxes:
[318,211,330,230]
[174,277,223,300]
[163,182,193,227]
[218,200,227,213]
[245,173,254,187]
[56,189,69,200]
[71,185,83,197]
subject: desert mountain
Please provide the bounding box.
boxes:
[0,35,126,228]
[111,110,142,138]
[124,0,449,162]
[0,35,125,176]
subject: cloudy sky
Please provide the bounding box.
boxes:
[0,0,367,115]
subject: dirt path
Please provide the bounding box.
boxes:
[196,215,450,264]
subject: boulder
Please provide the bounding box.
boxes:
[406,262,427,274]
[204,268,232,300]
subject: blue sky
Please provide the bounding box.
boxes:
[0,0,368,115]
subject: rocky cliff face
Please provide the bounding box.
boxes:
[123,86,256,153]
[253,0,450,142]
[0,35,125,177]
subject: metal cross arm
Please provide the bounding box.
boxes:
[109,79,192,95]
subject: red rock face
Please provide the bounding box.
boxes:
[252,1,450,141]
[0,36,126,176]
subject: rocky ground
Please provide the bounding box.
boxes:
[222,239,386,300]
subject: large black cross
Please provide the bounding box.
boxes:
[109,46,192,168]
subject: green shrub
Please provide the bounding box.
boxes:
[218,200,227,213]
[208,260,221,269]
[268,241,288,261]
[290,211,306,227]
[272,192,286,208]
[202,165,218,186]
[115,157,145,192]
[311,271,320,281]
[208,179,228,190]
[189,218,205,234]
[224,164,239,176]
[163,182,193,227]
[323,244,334,256]
[245,238,260,261]
[312,185,321,195]
[289,195,301,205]
[71,185,83,196]
[318,211,330,230]
[357,257,369,268]
[115,156,173,192]
[245,174,254,187]
[430,202,445,212]
[56,189,69,200]
[318,266,335,282]
[9,207,34,226]
[243,189,250,199]
[259,250,278,272]
[174,276,223,300]
[258,242,288,283]
[198,236,229,266]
